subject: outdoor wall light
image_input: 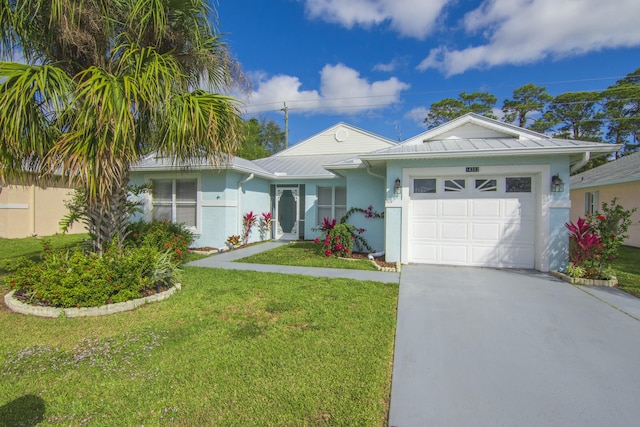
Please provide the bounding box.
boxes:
[551,174,564,193]
[394,178,402,195]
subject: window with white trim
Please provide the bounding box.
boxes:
[151,179,197,227]
[317,186,346,223]
[585,191,598,215]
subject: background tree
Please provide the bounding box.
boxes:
[603,68,640,156]
[236,118,286,160]
[531,91,604,141]
[424,91,497,128]
[502,83,552,128]
[0,0,244,253]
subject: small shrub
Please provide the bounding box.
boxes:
[127,220,194,263]
[4,243,180,308]
[226,235,241,248]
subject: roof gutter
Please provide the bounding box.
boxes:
[570,152,590,174]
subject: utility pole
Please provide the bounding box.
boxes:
[281,102,289,148]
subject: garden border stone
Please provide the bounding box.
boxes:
[3,283,181,318]
[550,270,618,287]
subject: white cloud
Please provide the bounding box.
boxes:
[418,0,640,76]
[303,0,452,39]
[373,60,397,72]
[405,107,430,127]
[242,63,409,115]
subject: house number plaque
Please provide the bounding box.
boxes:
[465,167,480,172]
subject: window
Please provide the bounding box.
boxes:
[585,191,598,215]
[506,177,532,193]
[317,186,346,223]
[475,179,497,192]
[151,179,197,227]
[414,179,436,194]
[444,179,465,192]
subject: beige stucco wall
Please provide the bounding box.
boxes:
[0,183,86,238]
[570,181,640,248]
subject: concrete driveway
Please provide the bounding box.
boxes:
[389,265,640,427]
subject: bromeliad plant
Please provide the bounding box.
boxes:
[565,198,636,279]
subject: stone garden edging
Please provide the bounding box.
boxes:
[550,270,618,287]
[3,283,181,318]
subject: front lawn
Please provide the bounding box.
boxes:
[0,266,398,425]
[612,245,640,297]
[0,234,88,272]
[237,241,379,271]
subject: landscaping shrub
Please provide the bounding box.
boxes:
[127,220,195,263]
[4,242,180,308]
[565,198,636,278]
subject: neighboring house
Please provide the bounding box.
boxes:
[0,180,85,238]
[570,152,640,248]
[130,114,618,271]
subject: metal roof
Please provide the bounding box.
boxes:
[570,152,640,189]
[361,137,619,161]
[253,154,359,178]
[131,154,273,178]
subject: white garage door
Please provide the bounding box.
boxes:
[409,176,536,268]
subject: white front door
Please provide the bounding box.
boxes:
[275,186,299,240]
[408,176,536,268]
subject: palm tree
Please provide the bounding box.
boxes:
[0,0,244,252]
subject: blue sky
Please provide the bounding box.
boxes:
[217,0,640,145]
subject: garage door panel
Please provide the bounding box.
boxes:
[470,246,501,265]
[441,200,468,217]
[412,221,437,239]
[471,223,501,241]
[441,245,469,264]
[411,243,437,263]
[441,222,468,240]
[413,200,438,217]
[472,200,501,217]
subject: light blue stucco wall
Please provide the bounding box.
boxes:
[129,170,270,249]
[344,170,386,253]
[382,154,573,271]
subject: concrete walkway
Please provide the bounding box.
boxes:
[389,265,640,427]
[186,241,400,284]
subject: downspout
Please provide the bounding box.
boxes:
[570,151,590,174]
[366,165,385,180]
[237,174,255,235]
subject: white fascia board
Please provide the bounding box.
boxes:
[360,145,620,161]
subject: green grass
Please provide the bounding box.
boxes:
[237,242,379,271]
[0,234,88,261]
[0,241,398,425]
[612,245,640,298]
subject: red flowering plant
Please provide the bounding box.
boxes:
[566,198,636,278]
[242,211,257,245]
[259,212,273,240]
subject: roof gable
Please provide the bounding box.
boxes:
[403,113,547,145]
[274,122,396,157]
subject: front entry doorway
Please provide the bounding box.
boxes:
[275,186,300,240]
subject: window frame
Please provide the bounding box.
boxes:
[149,176,200,231]
[585,191,599,215]
[317,186,347,224]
